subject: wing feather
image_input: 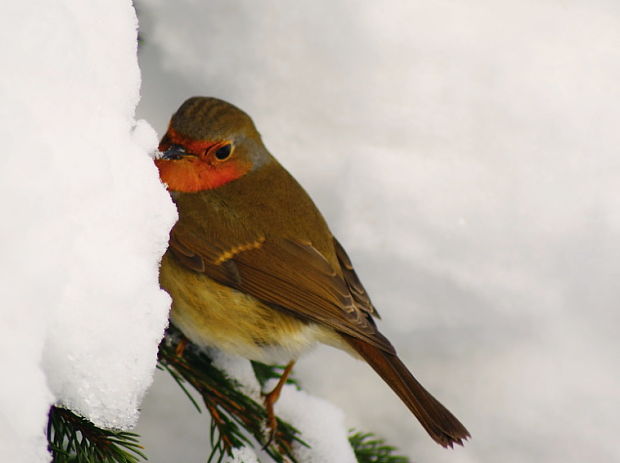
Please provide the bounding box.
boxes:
[333,238,380,319]
[169,223,393,352]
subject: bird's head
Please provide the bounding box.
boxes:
[155,97,270,192]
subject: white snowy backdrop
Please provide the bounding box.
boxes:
[134,1,620,463]
[2,0,619,462]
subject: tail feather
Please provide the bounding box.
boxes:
[344,335,470,448]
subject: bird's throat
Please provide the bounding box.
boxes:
[155,158,250,192]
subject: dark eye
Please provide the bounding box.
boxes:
[214,144,232,160]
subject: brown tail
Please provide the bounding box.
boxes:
[344,335,470,448]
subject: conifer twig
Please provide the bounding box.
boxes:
[349,430,409,463]
[47,406,146,463]
[45,326,411,463]
[157,324,306,463]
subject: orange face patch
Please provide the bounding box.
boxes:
[155,156,249,192]
[155,127,251,192]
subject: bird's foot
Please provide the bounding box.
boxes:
[262,391,279,449]
[261,361,295,449]
[175,338,188,357]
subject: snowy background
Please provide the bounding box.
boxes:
[2,0,620,462]
[134,1,620,463]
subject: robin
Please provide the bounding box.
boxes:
[155,97,469,448]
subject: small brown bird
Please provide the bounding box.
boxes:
[155,97,469,448]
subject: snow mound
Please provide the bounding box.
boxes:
[273,384,357,463]
[0,1,176,461]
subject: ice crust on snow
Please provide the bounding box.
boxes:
[0,1,176,461]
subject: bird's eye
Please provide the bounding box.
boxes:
[214,144,232,160]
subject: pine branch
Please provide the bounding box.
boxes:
[349,431,409,463]
[45,325,411,463]
[47,406,146,463]
[157,324,306,463]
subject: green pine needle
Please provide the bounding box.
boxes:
[44,326,413,463]
[349,430,409,463]
[251,361,300,389]
[157,325,307,463]
[47,406,147,463]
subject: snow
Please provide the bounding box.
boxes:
[273,384,357,463]
[226,447,260,463]
[0,1,176,462]
[209,350,263,399]
[135,1,620,462]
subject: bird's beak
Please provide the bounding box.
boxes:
[161,144,190,160]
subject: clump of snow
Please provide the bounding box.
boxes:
[0,0,175,461]
[209,350,262,399]
[271,383,357,463]
[225,447,260,463]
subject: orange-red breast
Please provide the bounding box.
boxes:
[155,97,470,448]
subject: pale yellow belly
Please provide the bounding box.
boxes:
[159,252,344,363]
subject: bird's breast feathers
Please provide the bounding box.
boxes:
[160,251,348,363]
